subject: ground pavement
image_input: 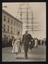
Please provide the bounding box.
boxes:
[2,45,46,62]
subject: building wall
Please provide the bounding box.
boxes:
[2,10,22,46]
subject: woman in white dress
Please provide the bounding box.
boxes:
[12,32,21,54]
[12,36,16,53]
[34,38,38,47]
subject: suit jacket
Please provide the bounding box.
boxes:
[22,33,33,46]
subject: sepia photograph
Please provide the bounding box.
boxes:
[2,2,46,62]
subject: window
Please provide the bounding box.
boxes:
[13,20,14,25]
[14,21,15,25]
[2,25,4,31]
[4,28,5,32]
[11,27,12,33]
[11,19,13,24]
[8,18,9,23]
[4,24,5,32]
[4,16,6,21]
[7,25,9,32]
[4,35,6,38]
[4,24,5,27]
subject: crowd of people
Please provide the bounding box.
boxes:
[7,31,46,59]
[9,31,35,59]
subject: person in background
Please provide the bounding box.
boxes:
[34,38,38,47]
[8,36,14,47]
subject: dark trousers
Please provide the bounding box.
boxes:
[24,45,28,59]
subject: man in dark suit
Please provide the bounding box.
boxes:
[22,31,33,59]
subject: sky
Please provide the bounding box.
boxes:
[2,2,46,39]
